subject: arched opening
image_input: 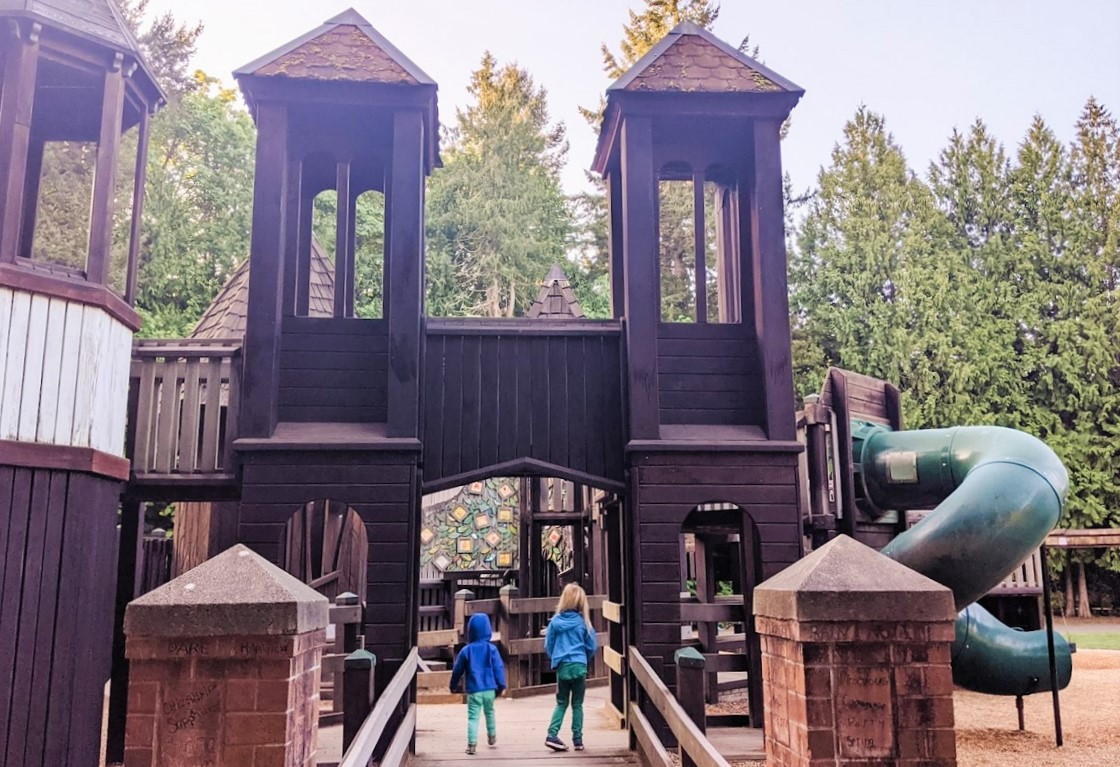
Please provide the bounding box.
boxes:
[657,162,741,324]
[679,503,764,726]
[353,189,385,318]
[280,499,368,602]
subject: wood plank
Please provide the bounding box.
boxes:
[496,334,518,464]
[603,645,626,675]
[0,290,30,439]
[130,353,156,471]
[631,704,674,767]
[0,289,11,409]
[567,336,588,474]
[514,336,533,460]
[602,600,624,625]
[0,468,32,756]
[548,335,569,469]
[178,359,202,472]
[678,602,744,623]
[459,334,482,475]
[16,293,48,440]
[530,335,549,460]
[154,358,182,473]
[74,306,108,448]
[338,647,418,767]
[628,647,731,767]
[440,334,463,477]
[379,703,416,767]
[34,297,66,442]
[478,334,500,470]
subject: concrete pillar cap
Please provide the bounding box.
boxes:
[754,534,955,623]
[125,544,330,637]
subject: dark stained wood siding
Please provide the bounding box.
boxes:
[0,466,121,766]
[656,322,763,426]
[422,320,626,488]
[237,449,418,689]
[277,316,388,423]
[628,450,801,681]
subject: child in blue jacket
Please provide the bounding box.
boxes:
[543,583,598,752]
[450,612,507,755]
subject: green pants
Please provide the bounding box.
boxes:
[466,689,497,745]
[548,663,587,740]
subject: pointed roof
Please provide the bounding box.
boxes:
[192,240,336,339]
[609,21,803,95]
[526,263,585,320]
[0,0,164,103]
[234,8,434,85]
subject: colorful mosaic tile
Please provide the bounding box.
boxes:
[497,482,515,500]
[474,513,491,530]
[433,554,452,571]
[420,528,435,545]
[451,505,469,522]
[469,482,484,494]
[456,538,474,553]
[497,506,513,523]
[485,531,501,547]
[497,552,513,567]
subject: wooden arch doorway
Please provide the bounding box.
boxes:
[280,499,369,601]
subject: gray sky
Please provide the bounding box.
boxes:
[147,0,1120,197]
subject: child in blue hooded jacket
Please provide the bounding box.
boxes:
[450,612,506,755]
[543,583,598,752]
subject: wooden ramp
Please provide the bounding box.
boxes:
[411,687,639,766]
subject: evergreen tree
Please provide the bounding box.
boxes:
[425,53,570,317]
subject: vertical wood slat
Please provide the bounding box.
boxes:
[177,358,202,473]
[0,290,31,439]
[0,288,12,410]
[222,352,241,472]
[72,307,106,448]
[693,173,707,324]
[131,359,156,473]
[0,468,32,760]
[440,335,463,478]
[34,297,65,442]
[153,359,183,473]
[459,335,481,474]
[17,293,48,440]
[89,310,118,452]
[0,25,40,264]
[53,302,82,446]
[199,356,223,472]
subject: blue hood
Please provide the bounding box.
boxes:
[467,613,493,643]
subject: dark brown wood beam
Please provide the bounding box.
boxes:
[0,438,130,481]
[86,55,126,286]
[241,101,288,438]
[124,108,150,305]
[386,110,424,438]
[608,169,625,319]
[0,21,40,264]
[334,160,352,317]
[692,172,706,323]
[281,159,302,316]
[621,116,660,440]
[17,137,43,259]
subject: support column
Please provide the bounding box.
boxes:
[750,119,796,441]
[125,109,152,304]
[334,160,352,317]
[607,168,625,319]
[0,20,40,263]
[17,137,43,259]
[620,116,660,440]
[241,101,288,438]
[755,535,957,767]
[87,55,127,285]
[386,110,424,438]
[123,545,329,767]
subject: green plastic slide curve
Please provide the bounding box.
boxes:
[851,421,1073,696]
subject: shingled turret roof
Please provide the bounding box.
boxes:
[192,240,336,340]
[526,264,585,320]
[608,21,802,95]
[234,8,434,85]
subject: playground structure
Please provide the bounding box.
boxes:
[0,5,1080,767]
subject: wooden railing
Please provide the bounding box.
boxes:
[991,549,1044,595]
[127,339,241,479]
[629,646,731,767]
[320,593,364,726]
[339,647,419,767]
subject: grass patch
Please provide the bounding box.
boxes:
[1067,632,1120,651]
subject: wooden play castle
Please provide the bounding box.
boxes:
[0,8,808,765]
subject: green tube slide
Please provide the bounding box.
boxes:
[850,421,1073,695]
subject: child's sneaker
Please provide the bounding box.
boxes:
[466,743,476,755]
[488,734,497,746]
[545,735,568,751]
[574,739,584,751]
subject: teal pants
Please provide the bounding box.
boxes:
[466,689,497,745]
[548,663,587,740]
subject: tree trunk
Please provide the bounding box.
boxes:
[1064,564,1075,618]
[1077,560,1092,617]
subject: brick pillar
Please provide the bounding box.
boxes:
[123,544,329,767]
[754,535,958,767]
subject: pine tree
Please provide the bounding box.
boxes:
[425,53,570,317]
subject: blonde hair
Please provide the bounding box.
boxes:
[556,583,592,629]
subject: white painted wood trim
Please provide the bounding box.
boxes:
[18,294,50,441]
[54,302,83,446]
[1,291,31,441]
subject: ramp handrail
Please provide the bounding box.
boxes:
[339,647,419,767]
[628,645,730,767]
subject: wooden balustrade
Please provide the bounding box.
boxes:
[340,647,419,767]
[127,339,241,479]
[628,646,731,767]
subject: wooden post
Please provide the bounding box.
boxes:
[342,647,377,752]
[693,535,720,704]
[386,109,425,438]
[295,187,313,316]
[750,118,796,441]
[337,591,362,652]
[334,160,352,317]
[87,55,126,285]
[0,20,40,264]
[105,499,144,764]
[281,159,303,315]
[738,515,764,727]
[125,108,151,304]
[674,646,707,767]
[241,101,288,438]
[607,169,625,318]
[453,588,475,644]
[501,584,523,690]
[620,116,660,440]
[17,137,43,259]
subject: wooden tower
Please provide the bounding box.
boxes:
[232,8,438,688]
[0,0,162,764]
[592,21,805,723]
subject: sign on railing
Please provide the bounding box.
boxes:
[127,339,241,476]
